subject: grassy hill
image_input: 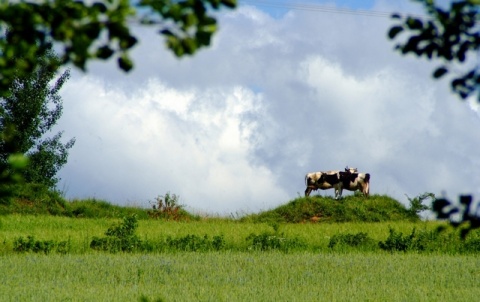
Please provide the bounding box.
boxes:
[241,194,422,223]
[0,184,428,223]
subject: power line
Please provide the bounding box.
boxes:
[240,0,424,19]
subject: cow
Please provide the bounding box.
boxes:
[313,167,370,198]
[305,170,342,198]
[338,167,370,197]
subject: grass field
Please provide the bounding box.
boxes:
[1,194,479,301]
[1,252,479,301]
[0,215,444,254]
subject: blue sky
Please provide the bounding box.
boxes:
[55,1,480,214]
[240,0,385,17]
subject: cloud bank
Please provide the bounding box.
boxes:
[56,1,480,214]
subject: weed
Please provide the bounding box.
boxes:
[406,192,434,219]
[147,192,193,221]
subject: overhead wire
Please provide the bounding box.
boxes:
[240,0,425,19]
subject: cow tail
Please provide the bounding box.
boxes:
[364,173,370,197]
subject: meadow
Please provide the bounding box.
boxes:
[2,252,480,301]
[1,193,479,301]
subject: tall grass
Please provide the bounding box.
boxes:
[0,215,472,254]
[1,252,479,301]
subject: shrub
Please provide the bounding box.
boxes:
[13,235,69,254]
[461,230,480,253]
[378,227,448,253]
[328,232,377,251]
[90,214,143,253]
[406,192,434,219]
[165,234,226,252]
[147,193,196,221]
[379,228,417,252]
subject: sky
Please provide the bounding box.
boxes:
[54,0,480,215]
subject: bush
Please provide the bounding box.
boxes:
[328,232,377,251]
[90,214,144,253]
[379,228,417,252]
[13,235,69,254]
[406,192,434,219]
[165,234,226,252]
[378,227,455,253]
[147,193,196,221]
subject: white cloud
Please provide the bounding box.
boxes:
[58,76,288,213]
[56,1,480,213]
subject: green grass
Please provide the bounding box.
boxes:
[241,194,421,223]
[0,215,471,255]
[1,252,479,301]
[1,189,479,300]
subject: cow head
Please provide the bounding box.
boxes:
[345,166,358,173]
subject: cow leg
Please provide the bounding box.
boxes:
[335,185,343,200]
[305,187,312,197]
[363,183,370,197]
[340,184,344,199]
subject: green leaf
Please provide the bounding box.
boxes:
[118,55,133,72]
[406,17,423,30]
[96,45,114,59]
[92,2,107,13]
[433,66,448,78]
[8,154,29,170]
[119,36,138,50]
[221,0,237,8]
[388,26,404,39]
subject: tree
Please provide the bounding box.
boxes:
[0,50,75,188]
[0,0,237,96]
[388,0,480,101]
[389,0,480,235]
[0,0,236,198]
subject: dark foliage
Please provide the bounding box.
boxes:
[90,214,144,253]
[13,235,69,254]
[165,234,226,252]
[328,232,377,251]
[0,1,237,95]
[0,50,75,188]
[433,195,480,239]
[389,1,480,101]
